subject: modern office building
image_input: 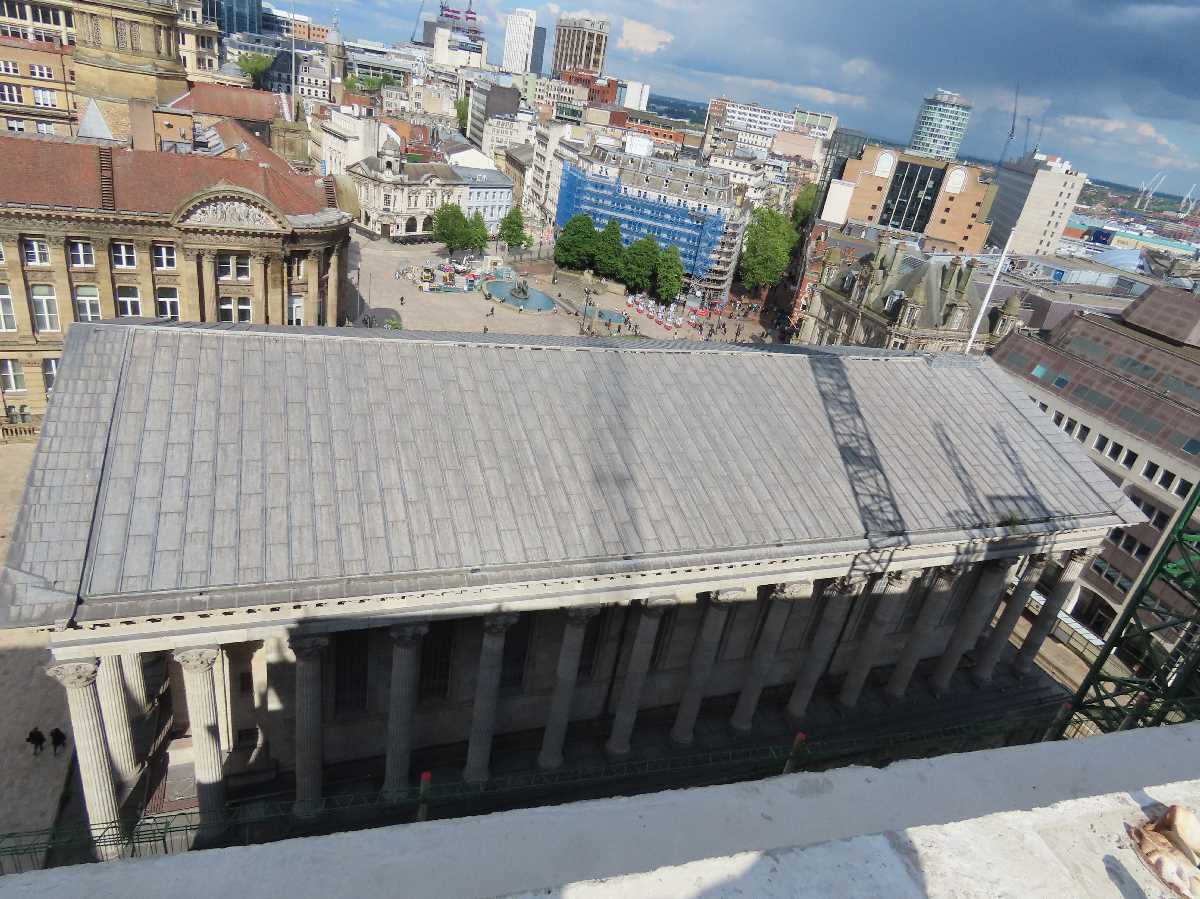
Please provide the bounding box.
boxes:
[466,79,521,147]
[530,24,546,75]
[792,107,838,140]
[990,152,1087,256]
[556,146,747,299]
[217,0,261,36]
[619,79,651,112]
[551,14,608,76]
[820,144,995,255]
[992,285,1200,646]
[7,319,1135,858]
[502,8,537,73]
[908,89,972,161]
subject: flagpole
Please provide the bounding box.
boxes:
[964,231,1013,354]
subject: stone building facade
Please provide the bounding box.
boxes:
[2,324,1140,857]
[0,134,351,417]
[787,233,1023,352]
[0,34,74,137]
[347,145,467,239]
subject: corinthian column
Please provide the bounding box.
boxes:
[1014,549,1094,675]
[931,558,1019,694]
[120,652,149,717]
[605,598,676,757]
[173,647,225,818]
[884,566,962,700]
[670,588,750,746]
[730,581,808,732]
[382,622,428,799]
[289,635,329,817]
[838,570,921,709]
[787,577,865,720]
[463,613,519,784]
[96,655,139,787]
[538,606,601,770]
[974,555,1047,684]
[47,660,121,860]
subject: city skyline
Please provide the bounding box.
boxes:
[298,0,1200,189]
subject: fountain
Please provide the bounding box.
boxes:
[486,277,556,313]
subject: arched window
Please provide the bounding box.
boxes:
[405,217,418,233]
[422,216,433,232]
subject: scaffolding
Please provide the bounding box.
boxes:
[1048,481,1200,738]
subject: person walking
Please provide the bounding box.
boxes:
[49,727,67,756]
[26,727,45,755]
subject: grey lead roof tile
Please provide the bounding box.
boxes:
[0,321,1146,627]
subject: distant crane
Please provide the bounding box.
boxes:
[1182,184,1198,216]
[996,84,1019,166]
[1136,172,1167,210]
[410,0,426,43]
[1022,115,1032,157]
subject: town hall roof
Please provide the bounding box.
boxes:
[0,322,1141,627]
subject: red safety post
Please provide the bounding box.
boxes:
[416,770,432,822]
[782,731,807,774]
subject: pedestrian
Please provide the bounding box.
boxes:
[400,297,405,306]
[483,325,489,334]
[26,726,45,755]
[49,727,66,756]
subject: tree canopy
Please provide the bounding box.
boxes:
[792,182,820,230]
[432,203,470,252]
[592,219,625,281]
[554,214,598,270]
[622,236,660,294]
[498,207,530,249]
[739,207,799,294]
[236,53,274,90]
[465,212,489,254]
[655,245,684,303]
[454,97,469,134]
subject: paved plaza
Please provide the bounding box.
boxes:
[346,231,771,344]
[0,441,69,838]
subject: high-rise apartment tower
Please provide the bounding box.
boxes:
[908,89,972,160]
[502,8,537,73]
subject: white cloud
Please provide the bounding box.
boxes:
[840,58,877,79]
[544,2,560,13]
[709,72,867,109]
[618,18,674,54]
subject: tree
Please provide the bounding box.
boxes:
[792,182,820,230]
[554,214,598,270]
[655,246,684,303]
[432,203,469,252]
[237,53,274,90]
[465,212,489,254]
[592,219,625,281]
[454,97,469,134]
[622,237,660,294]
[739,207,799,295]
[498,207,530,249]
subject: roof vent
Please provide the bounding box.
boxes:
[97,147,115,211]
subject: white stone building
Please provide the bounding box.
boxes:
[990,152,1087,256]
[453,166,514,234]
[2,321,1140,861]
[480,112,535,162]
[501,7,537,74]
[347,145,467,238]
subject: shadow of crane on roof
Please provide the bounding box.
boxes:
[810,355,909,581]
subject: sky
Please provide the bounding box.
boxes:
[309,0,1200,190]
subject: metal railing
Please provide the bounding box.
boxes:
[0,704,1059,874]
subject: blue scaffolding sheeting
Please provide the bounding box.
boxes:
[556,163,726,280]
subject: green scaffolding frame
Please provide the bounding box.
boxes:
[1049,481,1200,738]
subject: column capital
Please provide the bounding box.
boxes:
[289,634,330,658]
[565,605,603,623]
[46,659,100,689]
[639,596,678,618]
[829,575,868,596]
[483,612,520,634]
[173,646,220,671]
[937,564,968,581]
[773,580,814,600]
[884,568,923,587]
[710,587,754,605]
[1067,547,1098,564]
[389,622,429,644]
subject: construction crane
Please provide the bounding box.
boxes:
[1022,116,1032,157]
[410,0,426,43]
[996,84,1019,167]
[1032,114,1046,155]
[1046,481,1200,739]
[1136,172,1167,211]
[1182,185,1198,216]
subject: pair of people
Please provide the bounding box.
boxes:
[26,726,67,756]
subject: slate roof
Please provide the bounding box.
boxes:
[0,322,1141,627]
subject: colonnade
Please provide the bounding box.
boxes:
[46,547,1095,855]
